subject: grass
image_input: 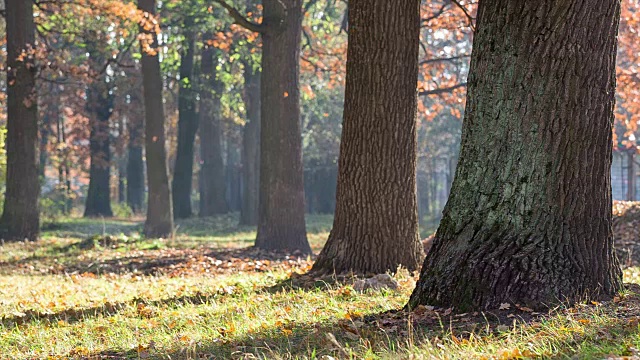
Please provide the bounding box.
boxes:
[1,214,639,359]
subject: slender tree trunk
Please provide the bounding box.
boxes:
[225,135,242,212]
[117,116,126,204]
[628,151,636,201]
[138,0,174,237]
[84,73,114,217]
[55,101,72,214]
[239,66,260,226]
[39,95,52,180]
[198,40,228,216]
[312,0,423,274]
[172,29,198,219]
[255,0,311,253]
[127,115,145,214]
[408,0,623,311]
[1,0,40,241]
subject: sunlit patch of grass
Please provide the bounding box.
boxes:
[2,216,640,359]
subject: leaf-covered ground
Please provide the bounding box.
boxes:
[2,213,640,359]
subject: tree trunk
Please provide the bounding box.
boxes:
[139,0,174,238]
[1,0,40,241]
[55,99,72,214]
[628,151,636,201]
[226,134,242,212]
[127,115,145,214]
[84,73,114,217]
[255,0,311,253]
[117,116,126,204]
[172,29,198,219]
[198,41,228,216]
[312,0,423,274]
[408,0,623,311]
[239,66,260,226]
[39,87,54,180]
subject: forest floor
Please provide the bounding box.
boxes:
[1,213,640,359]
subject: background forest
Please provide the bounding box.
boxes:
[0,0,639,359]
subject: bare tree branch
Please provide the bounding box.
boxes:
[419,83,467,96]
[421,3,447,27]
[449,0,476,31]
[212,0,267,33]
[419,55,470,66]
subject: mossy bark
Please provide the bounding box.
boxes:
[408,0,623,311]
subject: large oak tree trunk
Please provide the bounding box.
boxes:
[172,30,198,219]
[1,0,40,241]
[408,0,623,311]
[239,66,260,226]
[84,72,114,217]
[255,0,311,253]
[198,41,228,216]
[139,0,174,238]
[312,0,423,274]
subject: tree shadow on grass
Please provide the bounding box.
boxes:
[1,289,224,327]
[85,306,547,359]
[62,246,315,276]
[89,288,640,360]
[0,235,314,278]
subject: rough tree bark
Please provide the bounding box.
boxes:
[1,0,40,241]
[84,64,114,217]
[311,0,423,274]
[408,0,623,311]
[239,66,260,226]
[254,0,311,253]
[138,0,174,237]
[172,29,198,219]
[198,40,228,216]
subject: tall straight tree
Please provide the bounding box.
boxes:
[126,103,145,214]
[198,37,228,216]
[409,0,623,311]
[255,0,309,253]
[239,64,260,226]
[84,44,114,217]
[138,0,174,238]
[1,0,40,241]
[172,28,198,219]
[312,0,423,274]
[215,0,311,253]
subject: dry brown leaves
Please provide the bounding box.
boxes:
[613,201,640,267]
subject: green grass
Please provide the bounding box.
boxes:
[1,214,639,359]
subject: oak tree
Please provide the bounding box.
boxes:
[409,0,623,311]
[312,0,424,274]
